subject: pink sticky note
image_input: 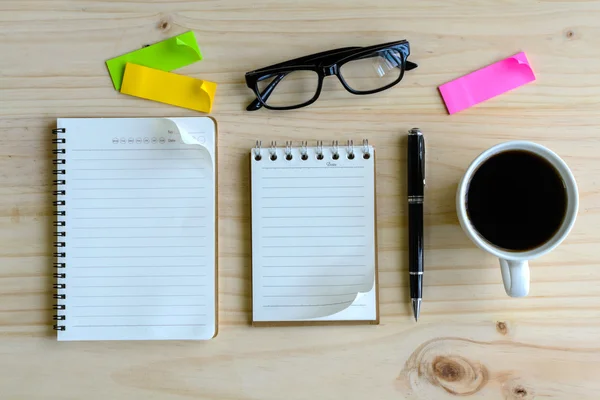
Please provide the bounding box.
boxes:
[438,52,536,114]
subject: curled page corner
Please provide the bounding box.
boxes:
[160,118,214,169]
[509,52,535,79]
[176,32,202,59]
[163,118,208,146]
[293,264,376,320]
[199,81,217,110]
[438,51,536,114]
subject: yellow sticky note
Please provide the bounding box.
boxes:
[120,63,216,113]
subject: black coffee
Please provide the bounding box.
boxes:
[466,150,567,251]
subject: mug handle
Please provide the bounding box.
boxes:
[499,259,530,297]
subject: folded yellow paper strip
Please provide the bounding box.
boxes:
[120,63,217,113]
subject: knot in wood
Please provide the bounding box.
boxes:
[427,355,488,396]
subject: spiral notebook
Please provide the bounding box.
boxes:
[251,141,379,325]
[53,117,217,341]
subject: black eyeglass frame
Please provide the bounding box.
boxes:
[245,40,417,111]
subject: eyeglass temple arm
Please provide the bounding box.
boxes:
[406,60,418,71]
[355,50,418,71]
[251,47,361,74]
[246,73,287,111]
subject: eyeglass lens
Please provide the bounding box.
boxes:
[257,70,319,108]
[340,49,403,92]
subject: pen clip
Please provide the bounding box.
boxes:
[421,135,426,187]
[409,128,426,187]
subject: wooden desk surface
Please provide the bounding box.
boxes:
[2,1,600,398]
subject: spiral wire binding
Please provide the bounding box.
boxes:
[331,141,339,160]
[52,128,67,331]
[347,140,355,159]
[316,141,324,160]
[362,139,371,159]
[254,140,262,161]
[253,140,372,162]
[269,141,277,161]
[300,141,308,160]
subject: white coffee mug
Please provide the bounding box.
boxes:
[456,141,579,297]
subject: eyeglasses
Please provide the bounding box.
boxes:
[245,40,417,111]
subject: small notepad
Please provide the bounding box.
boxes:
[250,141,379,325]
[53,117,217,340]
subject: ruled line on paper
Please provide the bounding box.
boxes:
[72,177,205,181]
[72,324,207,328]
[73,187,206,190]
[73,206,206,210]
[71,148,203,151]
[262,255,366,258]
[264,293,357,297]
[73,304,208,307]
[72,158,204,161]
[262,195,365,199]
[72,235,207,239]
[73,197,207,200]
[263,284,366,288]
[262,265,364,268]
[72,226,207,229]
[71,186,205,191]
[262,235,365,238]
[71,284,207,288]
[262,186,364,189]
[73,255,208,259]
[262,225,366,229]
[263,301,353,308]
[72,245,207,249]
[261,245,365,248]
[262,166,364,169]
[262,216,364,219]
[263,274,365,278]
[261,205,364,209]
[73,216,207,220]
[73,314,207,318]
[262,176,364,179]
[75,167,204,171]
[71,294,207,298]
[71,265,205,269]
[71,275,207,279]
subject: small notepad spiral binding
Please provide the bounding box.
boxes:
[253,139,371,162]
[52,128,67,331]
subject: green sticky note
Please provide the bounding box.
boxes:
[106,31,202,91]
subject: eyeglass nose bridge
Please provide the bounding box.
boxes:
[322,64,339,77]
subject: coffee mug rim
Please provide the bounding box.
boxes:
[457,141,579,261]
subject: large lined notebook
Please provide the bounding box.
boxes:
[53,117,217,340]
[251,140,379,325]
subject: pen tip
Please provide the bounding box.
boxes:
[411,298,421,322]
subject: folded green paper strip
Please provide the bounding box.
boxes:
[105,31,202,91]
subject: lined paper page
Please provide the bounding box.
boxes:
[251,145,377,322]
[57,117,216,340]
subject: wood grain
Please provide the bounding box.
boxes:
[1,0,600,398]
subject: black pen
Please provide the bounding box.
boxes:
[407,128,425,321]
